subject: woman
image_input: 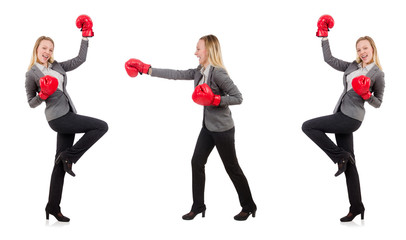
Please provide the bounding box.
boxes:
[25,15,108,222]
[302,15,385,222]
[125,34,256,221]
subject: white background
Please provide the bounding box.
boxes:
[1,0,405,239]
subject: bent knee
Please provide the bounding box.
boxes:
[99,120,109,133]
[301,121,311,133]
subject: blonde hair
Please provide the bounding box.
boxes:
[28,36,55,70]
[200,34,226,70]
[356,36,382,70]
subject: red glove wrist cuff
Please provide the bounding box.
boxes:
[38,92,48,100]
[141,64,151,74]
[316,29,328,37]
[82,29,94,37]
[212,95,221,106]
[362,92,372,100]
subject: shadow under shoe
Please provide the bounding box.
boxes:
[334,155,355,177]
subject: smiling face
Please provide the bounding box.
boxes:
[37,40,54,67]
[195,39,209,67]
[356,40,373,67]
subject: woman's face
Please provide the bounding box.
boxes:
[37,40,54,66]
[195,39,209,67]
[356,40,373,66]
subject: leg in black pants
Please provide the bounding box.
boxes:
[302,112,364,215]
[191,127,215,213]
[46,112,108,216]
[336,134,364,214]
[301,112,361,163]
[190,127,256,215]
[45,133,74,215]
[48,112,109,164]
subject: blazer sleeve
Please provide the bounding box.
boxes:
[367,71,385,108]
[59,39,88,72]
[25,71,44,108]
[212,68,242,107]
[150,67,196,80]
[322,39,352,72]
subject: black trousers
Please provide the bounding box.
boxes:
[46,112,108,213]
[190,126,256,213]
[302,112,364,213]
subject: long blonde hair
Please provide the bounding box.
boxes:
[356,36,382,70]
[28,36,55,70]
[200,35,226,71]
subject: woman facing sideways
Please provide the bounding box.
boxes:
[125,34,257,221]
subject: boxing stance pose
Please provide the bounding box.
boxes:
[302,15,385,222]
[125,35,256,221]
[25,15,107,222]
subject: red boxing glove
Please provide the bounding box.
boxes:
[76,15,94,37]
[125,58,151,77]
[316,15,334,37]
[38,75,58,100]
[352,75,372,100]
[192,83,221,106]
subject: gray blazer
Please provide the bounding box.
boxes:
[151,65,243,132]
[322,39,385,122]
[25,39,88,121]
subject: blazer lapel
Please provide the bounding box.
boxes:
[194,65,204,87]
[50,61,69,89]
[31,65,44,79]
[342,62,358,89]
[207,65,214,86]
[51,61,66,77]
[344,62,359,77]
[366,65,378,79]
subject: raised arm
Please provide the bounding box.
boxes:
[59,38,88,72]
[322,39,352,72]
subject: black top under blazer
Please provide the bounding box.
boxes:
[151,65,242,132]
[322,39,385,122]
[25,39,88,121]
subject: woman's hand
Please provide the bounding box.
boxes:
[76,15,94,37]
[316,15,334,37]
[352,75,372,100]
[192,83,221,106]
[38,75,58,100]
[125,58,151,77]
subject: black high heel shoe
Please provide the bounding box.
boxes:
[55,153,76,177]
[182,210,206,220]
[46,210,70,222]
[340,210,364,222]
[234,209,256,221]
[335,155,355,177]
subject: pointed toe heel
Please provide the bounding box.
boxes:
[55,153,76,177]
[45,210,70,222]
[182,210,206,220]
[340,210,364,222]
[234,209,257,221]
[335,155,354,177]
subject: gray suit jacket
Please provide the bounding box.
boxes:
[25,39,88,121]
[151,65,242,132]
[322,39,385,122]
